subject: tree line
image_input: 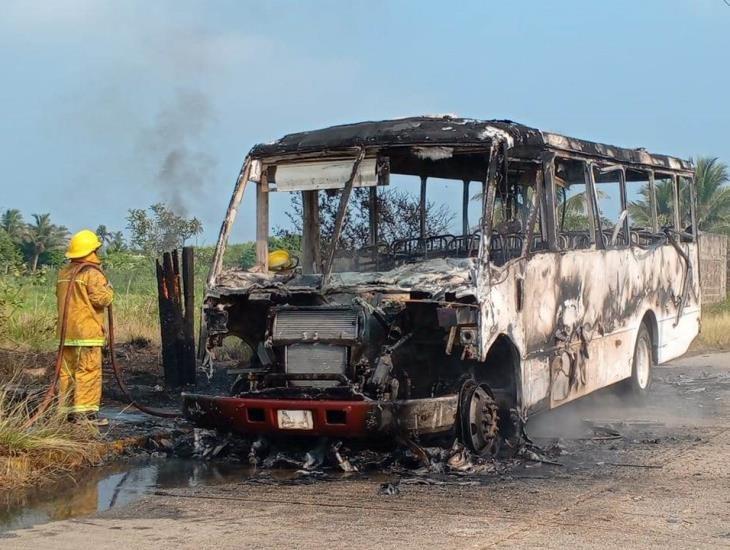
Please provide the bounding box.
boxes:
[0,203,203,273]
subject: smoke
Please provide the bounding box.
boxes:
[141,89,217,216]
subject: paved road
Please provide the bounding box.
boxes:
[5,353,729,549]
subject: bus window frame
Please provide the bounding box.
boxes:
[541,152,559,251]
[592,164,629,249]
[546,156,603,251]
[671,173,681,232]
[647,170,659,233]
[689,174,697,241]
[652,171,676,232]
[626,168,659,234]
[676,174,697,242]
[583,160,602,249]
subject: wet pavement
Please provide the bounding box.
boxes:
[0,459,254,533]
[2,353,729,548]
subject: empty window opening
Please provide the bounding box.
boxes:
[677,176,694,238]
[555,159,593,250]
[593,166,628,248]
[653,174,676,229]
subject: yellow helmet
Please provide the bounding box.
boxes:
[268,249,293,271]
[66,229,102,259]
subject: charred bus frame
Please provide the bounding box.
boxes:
[183,117,700,454]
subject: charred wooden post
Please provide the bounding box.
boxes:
[157,249,197,387]
[157,252,181,387]
[181,246,196,385]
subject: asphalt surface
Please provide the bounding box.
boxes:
[4,351,729,549]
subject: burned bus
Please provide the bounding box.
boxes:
[183,117,700,454]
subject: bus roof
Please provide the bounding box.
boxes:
[250,116,693,174]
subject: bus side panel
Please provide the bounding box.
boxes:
[655,242,701,364]
[481,241,699,415]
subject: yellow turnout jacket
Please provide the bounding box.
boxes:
[56,260,114,346]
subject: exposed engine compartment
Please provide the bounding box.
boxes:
[202,278,513,408]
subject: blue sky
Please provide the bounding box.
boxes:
[1,0,728,244]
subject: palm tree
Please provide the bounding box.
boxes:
[556,187,613,231]
[96,224,112,246]
[628,178,675,229]
[108,231,127,252]
[1,209,26,243]
[694,157,730,233]
[24,213,69,272]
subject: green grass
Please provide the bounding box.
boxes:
[0,246,243,353]
[0,272,170,352]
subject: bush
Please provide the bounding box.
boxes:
[0,229,21,273]
[0,274,26,334]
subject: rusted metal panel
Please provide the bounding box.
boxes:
[182,393,458,437]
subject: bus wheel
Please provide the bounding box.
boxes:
[458,381,500,456]
[625,323,654,399]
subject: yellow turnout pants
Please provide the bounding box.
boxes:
[59,346,102,414]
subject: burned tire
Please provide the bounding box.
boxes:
[458,381,500,456]
[623,323,654,400]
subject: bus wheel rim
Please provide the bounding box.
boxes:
[636,334,651,389]
[461,384,499,455]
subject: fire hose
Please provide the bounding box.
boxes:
[25,262,181,428]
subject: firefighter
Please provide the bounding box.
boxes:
[56,229,114,425]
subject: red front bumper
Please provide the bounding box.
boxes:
[182,393,459,439]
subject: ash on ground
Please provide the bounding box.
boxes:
[134,427,565,484]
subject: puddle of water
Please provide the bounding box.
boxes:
[0,459,254,533]
[100,406,153,425]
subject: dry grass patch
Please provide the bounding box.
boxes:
[0,385,109,489]
[698,309,730,350]
[694,297,730,351]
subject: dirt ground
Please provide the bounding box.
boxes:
[4,352,729,549]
